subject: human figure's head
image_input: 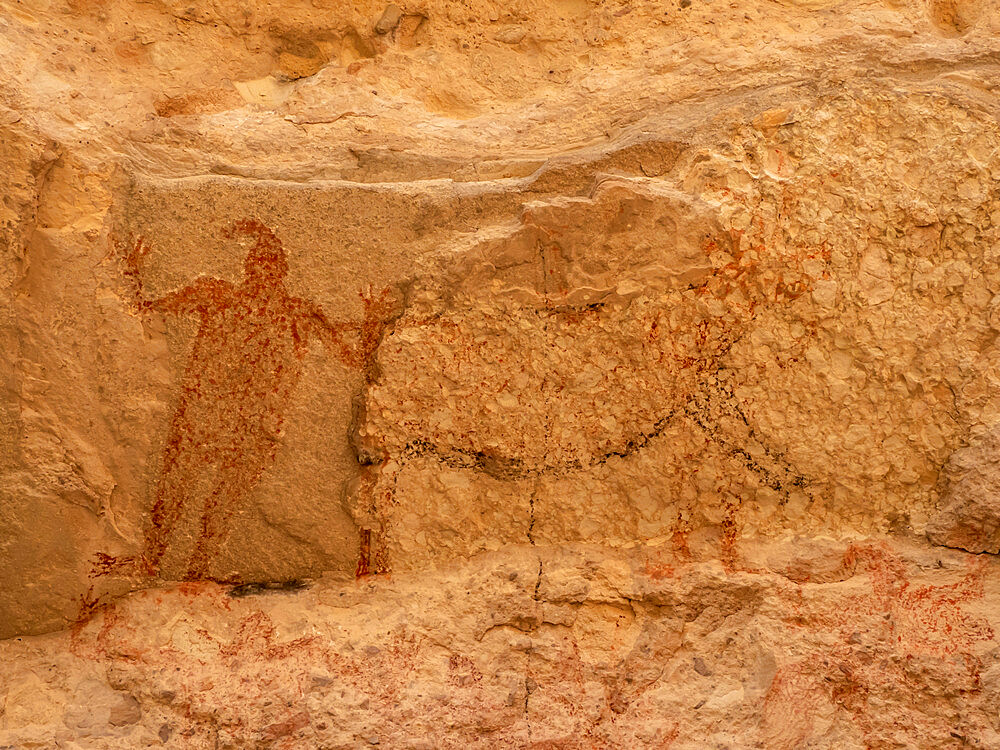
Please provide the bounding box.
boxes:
[224,218,289,286]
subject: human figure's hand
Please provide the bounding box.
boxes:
[122,237,151,275]
[360,285,397,324]
[89,551,156,580]
[311,286,399,367]
[118,236,153,311]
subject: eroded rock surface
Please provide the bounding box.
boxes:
[3,0,1000,746]
[4,542,1000,748]
[928,424,1000,553]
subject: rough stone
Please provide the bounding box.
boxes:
[3,0,1000,746]
[927,425,1000,553]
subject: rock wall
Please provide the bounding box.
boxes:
[3,0,1000,747]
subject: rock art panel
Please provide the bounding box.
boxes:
[354,176,823,572]
[93,219,394,582]
[5,0,1000,744]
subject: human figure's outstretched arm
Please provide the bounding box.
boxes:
[120,236,230,316]
[304,286,398,368]
[152,277,232,316]
[303,302,357,365]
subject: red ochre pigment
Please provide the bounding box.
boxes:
[93,219,394,581]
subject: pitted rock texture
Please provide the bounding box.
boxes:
[927,424,1000,554]
[4,543,1000,749]
[4,0,1000,747]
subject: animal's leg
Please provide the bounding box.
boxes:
[689,370,809,493]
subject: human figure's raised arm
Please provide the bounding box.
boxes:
[120,236,231,316]
[298,300,357,365]
[299,286,398,368]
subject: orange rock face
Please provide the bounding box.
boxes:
[3,0,1000,747]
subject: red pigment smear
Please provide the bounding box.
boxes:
[765,544,995,748]
[94,219,396,581]
[355,528,372,578]
[845,542,995,659]
[69,588,131,661]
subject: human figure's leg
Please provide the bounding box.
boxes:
[141,487,187,573]
[139,431,208,573]
[184,450,270,580]
[90,433,195,578]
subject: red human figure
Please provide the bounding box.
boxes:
[93,219,395,581]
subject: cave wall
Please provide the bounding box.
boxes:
[3,0,1000,747]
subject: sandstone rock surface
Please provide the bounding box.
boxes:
[3,0,1000,747]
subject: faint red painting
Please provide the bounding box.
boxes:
[762,543,995,748]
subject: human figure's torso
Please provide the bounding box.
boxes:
[171,282,318,447]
